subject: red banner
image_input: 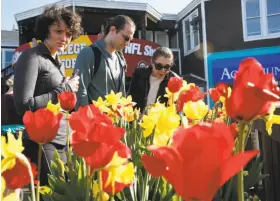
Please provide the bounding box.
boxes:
[13,35,160,77]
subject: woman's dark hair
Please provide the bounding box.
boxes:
[36,5,83,41]
[152,47,174,64]
[104,15,135,36]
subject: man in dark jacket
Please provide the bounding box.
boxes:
[128,47,177,112]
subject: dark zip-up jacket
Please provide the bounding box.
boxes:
[13,42,73,145]
[128,66,176,112]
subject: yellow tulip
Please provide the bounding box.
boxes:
[105,91,122,110]
[103,153,134,194]
[122,106,135,122]
[119,95,136,107]
[46,100,61,115]
[93,97,110,113]
[154,106,180,145]
[1,132,24,173]
[264,114,280,135]
[92,181,109,201]
[140,115,157,137]
[183,100,208,120]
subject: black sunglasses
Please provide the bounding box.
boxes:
[154,62,172,71]
[120,32,132,42]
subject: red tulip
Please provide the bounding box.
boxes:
[209,83,229,103]
[68,104,109,134]
[69,104,126,169]
[57,91,77,111]
[168,77,183,93]
[85,141,130,171]
[142,122,259,201]
[176,86,206,112]
[23,108,63,144]
[226,58,280,121]
[84,143,117,170]
[229,123,239,138]
[216,83,229,97]
[209,88,221,102]
[2,158,37,189]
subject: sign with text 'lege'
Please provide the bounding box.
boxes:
[207,46,280,88]
[13,35,160,77]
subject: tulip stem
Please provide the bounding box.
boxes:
[85,165,91,201]
[65,113,72,170]
[237,122,246,201]
[37,143,43,201]
[98,170,103,201]
[142,172,150,201]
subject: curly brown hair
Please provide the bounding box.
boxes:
[36,5,83,41]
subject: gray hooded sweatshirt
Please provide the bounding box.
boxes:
[74,38,126,108]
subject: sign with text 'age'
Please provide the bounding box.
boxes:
[13,35,160,77]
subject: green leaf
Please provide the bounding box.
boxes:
[244,156,267,190]
[41,194,55,201]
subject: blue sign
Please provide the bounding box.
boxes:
[208,46,280,88]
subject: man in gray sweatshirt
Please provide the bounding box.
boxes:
[74,15,136,108]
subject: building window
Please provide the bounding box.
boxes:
[1,49,15,69]
[170,32,179,48]
[138,30,154,42]
[242,0,280,41]
[182,9,200,56]
[155,31,169,47]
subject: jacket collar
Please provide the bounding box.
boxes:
[37,42,62,67]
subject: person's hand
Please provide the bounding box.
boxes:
[65,76,80,92]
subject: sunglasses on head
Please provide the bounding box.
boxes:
[120,32,132,42]
[154,62,172,71]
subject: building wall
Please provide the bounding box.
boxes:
[1,30,19,69]
[178,5,205,78]
[205,0,280,53]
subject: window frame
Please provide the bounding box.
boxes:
[138,30,154,42]
[1,49,15,69]
[154,31,169,47]
[182,9,200,56]
[241,0,280,41]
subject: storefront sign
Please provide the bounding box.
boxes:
[207,46,280,88]
[13,35,160,77]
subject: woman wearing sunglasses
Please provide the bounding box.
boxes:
[128,47,177,112]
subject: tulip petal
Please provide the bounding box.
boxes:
[219,149,259,187]
[141,154,166,178]
[71,132,101,157]
[85,143,117,170]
